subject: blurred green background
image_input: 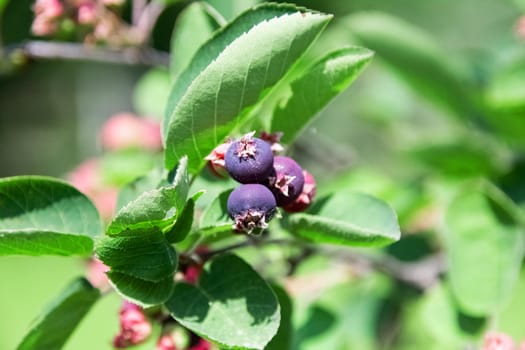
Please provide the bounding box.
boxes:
[1,0,525,349]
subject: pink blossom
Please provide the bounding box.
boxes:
[86,257,110,291]
[33,0,63,18]
[100,113,162,152]
[68,158,103,195]
[113,301,152,348]
[31,16,58,36]
[90,187,118,222]
[157,334,177,350]
[189,338,211,350]
[483,332,515,350]
[77,1,98,25]
[205,140,231,178]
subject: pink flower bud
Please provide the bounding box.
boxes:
[205,140,232,178]
[86,257,110,291]
[157,334,177,350]
[283,170,316,213]
[100,113,162,152]
[31,16,58,36]
[483,332,515,350]
[113,301,152,348]
[68,158,103,195]
[77,1,97,25]
[189,338,211,350]
[33,0,63,18]
[184,265,202,285]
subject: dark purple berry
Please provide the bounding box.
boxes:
[224,132,274,184]
[267,156,305,207]
[227,184,277,234]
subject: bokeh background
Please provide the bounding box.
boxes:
[1,0,524,349]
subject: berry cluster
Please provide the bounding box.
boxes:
[206,132,316,234]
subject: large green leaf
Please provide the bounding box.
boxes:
[0,176,102,256]
[170,2,225,81]
[287,190,401,247]
[445,181,525,316]
[106,271,175,307]
[164,3,332,173]
[96,227,178,306]
[344,12,475,118]
[96,227,177,282]
[17,278,100,350]
[266,284,293,350]
[107,157,189,235]
[270,47,373,144]
[165,254,280,349]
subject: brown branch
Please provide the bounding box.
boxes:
[4,40,169,67]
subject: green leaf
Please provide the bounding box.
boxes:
[198,188,233,235]
[266,284,293,350]
[344,12,475,118]
[133,68,172,120]
[287,191,401,247]
[170,2,225,81]
[107,271,175,307]
[444,181,525,316]
[97,227,177,282]
[166,191,204,243]
[270,47,373,144]
[107,157,189,235]
[0,176,102,256]
[485,58,525,113]
[96,227,178,305]
[17,277,100,350]
[164,3,332,173]
[165,254,280,349]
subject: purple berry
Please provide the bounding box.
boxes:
[267,156,305,207]
[224,132,274,184]
[227,184,277,234]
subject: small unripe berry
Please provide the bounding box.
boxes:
[224,132,274,184]
[204,140,232,178]
[283,170,316,212]
[227,184,277,234]
[267,156,305,207]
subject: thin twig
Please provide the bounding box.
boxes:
[4,40,169,67]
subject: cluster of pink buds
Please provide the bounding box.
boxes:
[99,112,163,152]
[31,0,136,45]
[483,331,525,350]
[113,301,152,348]
[32,0,64,36]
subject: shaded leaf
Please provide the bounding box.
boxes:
[17,278,100,350]
[198,189,233,235]
[266,284,293,350]
[96,227,177,282]
[165,254,280,349]
[445,181,525,316]
[164,3,332,173]
[270,47,373,144]
[170,2,225,81]
[166,191,204,243]
[0,176,102,256]
[287,190,401,247]
[107,271,175,307]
